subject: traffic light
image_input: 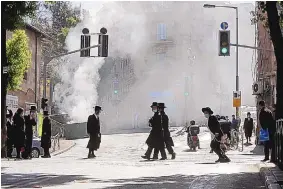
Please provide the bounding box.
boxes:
[114,90,118,94]
[219,30,230,56]
[80,35,91,57]
[41,98,48,110]
[98,34,108,57]
[184,92,189,96]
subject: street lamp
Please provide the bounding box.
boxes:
[203,3,239,119]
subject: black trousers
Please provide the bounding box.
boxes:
[25,137,33,157]
[264,134,275,160]
[44,147,50,156]
[210,139,225,159]
[145,146,167,159]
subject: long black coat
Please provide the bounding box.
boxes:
[87,114,101,150]
[24,115,37,146]
[146,112,165,149]
[208,115,223,141]
[41,117,51,148]
[244,118,253,138]
[160,112,174,147]
[7,119,14,148]
[259,108,276,136]
[13,114,25,148]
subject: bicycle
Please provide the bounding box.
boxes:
[230,129,239,150]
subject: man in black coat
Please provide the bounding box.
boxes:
[142,102,159,160]
[24,106,37,159]
[13,108,26,159]
[153,103,176,160]
[202,107,230,163]
[244,112,254,144]
[6,109,14,158]
[41,111,51,158]
[87,106,102,158]
[258,100,276,162]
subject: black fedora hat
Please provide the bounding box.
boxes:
[43,111,49,116]
[150,102,158,108]
[94,106,102,111]
[202,107,213,114]
[158,103,166,108]
[30,106,37,111]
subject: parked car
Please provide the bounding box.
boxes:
[11,137,44,158]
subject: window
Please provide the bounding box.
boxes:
[23,72,28,80]
[157,23,167,41]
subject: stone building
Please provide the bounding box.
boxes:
[6,24,48,113]
[256,11,277,109]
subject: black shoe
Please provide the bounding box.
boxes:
[160,157,167,160]
[261,158,269,162]
[215,158,221,163]
[152,156,158,160]
[141,155,150,160]
[171,152,176,160]
[220,157,231,163]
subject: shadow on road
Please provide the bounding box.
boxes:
[1,172,265,189]
[88,173,265,189]
[242,145,265,156]
[1,172,90,188]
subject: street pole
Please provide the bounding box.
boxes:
[235,7,240,120]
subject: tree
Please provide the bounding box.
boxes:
[2,1,37,158]
[30,2,81,104]
[255,2,283,120]
[6,30,32,90]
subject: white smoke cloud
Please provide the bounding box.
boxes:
[54,1,256,127]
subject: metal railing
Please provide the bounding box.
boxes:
[50,118,65,153]
[275,119,283,169]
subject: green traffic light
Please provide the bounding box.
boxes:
[221,48,228,54]
[184,92,189,96]
[114,90,118,94]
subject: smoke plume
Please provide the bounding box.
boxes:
[54,1,256,128]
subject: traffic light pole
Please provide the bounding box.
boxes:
[43,44,101,98]
[230,43,274,52]
[236,7,240,120]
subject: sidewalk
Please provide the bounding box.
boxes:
[51,139,76,156]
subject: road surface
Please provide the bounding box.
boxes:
[1,129,265,189]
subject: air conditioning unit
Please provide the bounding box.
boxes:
[252,81,263,95]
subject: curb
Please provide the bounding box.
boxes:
[51,141,76,156]
[258,162,283,189]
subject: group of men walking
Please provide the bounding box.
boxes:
[6,106,52,159]
[142,102,176,160]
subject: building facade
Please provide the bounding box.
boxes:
[256,11,277,110]
[6,24,47,113]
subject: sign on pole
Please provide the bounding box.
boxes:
[233,91,241,107]
[220,22,229,30]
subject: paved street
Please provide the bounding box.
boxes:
[2,129,265,189]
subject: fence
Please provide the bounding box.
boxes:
[50,118,65,153]
[275,119,283,169]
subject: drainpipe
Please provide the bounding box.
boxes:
[35,35,38,108]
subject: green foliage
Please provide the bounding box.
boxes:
[61,27,70,37]
[6,30,32,91]
[2,2,37,30]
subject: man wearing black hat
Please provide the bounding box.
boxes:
[142,102,159,160]
[153,103,175,160]
[202,107,230,163]
[41,111,51,158]
[258,100,276,162]
[23,106,37,159]
[87,106,102,158]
